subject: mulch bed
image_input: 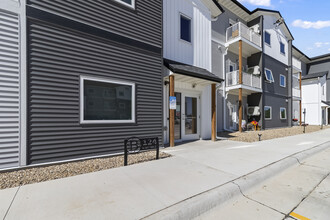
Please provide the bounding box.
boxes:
[0,151,171,190]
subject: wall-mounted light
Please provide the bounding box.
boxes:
[274,17,285,27]
[192,83,197,88]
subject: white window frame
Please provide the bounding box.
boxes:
[280,107,287,120]
[114,0,135,9]
[265,68,274,83]
[280,74,286,87]
[179,13,192,43]
[80,75,136,124]
[265,31,271,47]
[264,106,272,120]
[280,42,285,55]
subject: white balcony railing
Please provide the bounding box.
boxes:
[293,88,301,98]
[293,57,302,71]
[226,70,262,89]
[292,74,301,98]
[226,22,261,48]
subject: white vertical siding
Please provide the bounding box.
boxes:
[0,9,20,169]
[163,0,212,71]
[302,79,322,125]
[263,15,289,66]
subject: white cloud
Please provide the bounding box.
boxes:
[292,19,330,29]
[238,0,271,6]
[314,42,330,48]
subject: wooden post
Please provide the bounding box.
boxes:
[211,84,216,141]
[299,72,302,126]
[169,75,175,147]
[238,40,243,132]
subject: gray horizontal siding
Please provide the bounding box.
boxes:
[27,0,162,47]
[0,10,20,169]
[27,20,163,164]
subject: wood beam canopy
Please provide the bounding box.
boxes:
[169,75,175,147]
[211,84,216,141]
[238,40,243,132]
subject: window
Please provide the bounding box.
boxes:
[180,14,191,43]
[280,107,287,120]
[264,106,272,120]
[265,68,274,83]
[280,42,285,55]
[265,31,271,46]
[280,74,286,87]
[80,76,135,124]
[323,85,325,95]
[114,0,135,8]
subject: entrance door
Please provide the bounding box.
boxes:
[182,94,200,141]
[229,105,238,130]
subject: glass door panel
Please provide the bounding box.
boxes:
[185,97,197,135]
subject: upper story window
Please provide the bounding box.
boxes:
[280,74,286,87]
[265,31,271,46]
[280,42,285,55]
[180,14,191,43]
[114,0,135,9]
[265,68,274,83]
[80,76,135,124]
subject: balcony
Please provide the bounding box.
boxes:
[293,88,301,99]
[226,69,262,95]
[292,74,301,100]
[225,22,262,57]
[293,57,302,73]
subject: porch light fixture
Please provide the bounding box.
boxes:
[192,83,197,88]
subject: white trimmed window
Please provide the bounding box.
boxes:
[265,31,271,46]
[264,106,272,120]
[280,74,286,87]
[280,42,285,55]
[80,76,135,124]
[280,107,287,120]
[114,0,135,8]
[265,68,274,83]
[180,14,192,43]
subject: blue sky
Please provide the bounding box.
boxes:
[238,0,330,58]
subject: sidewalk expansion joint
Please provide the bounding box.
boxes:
[282,172,330,220]
[291,156,329,170]
[3,186,20,220]
[232,181,286,216]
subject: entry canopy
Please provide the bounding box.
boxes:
[164,59,223,83]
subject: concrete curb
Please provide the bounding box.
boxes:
[143,141,330,220]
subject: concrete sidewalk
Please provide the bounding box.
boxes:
[1,129,330,220]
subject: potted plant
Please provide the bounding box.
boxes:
[251,121,258,131]
[293,118,299,126]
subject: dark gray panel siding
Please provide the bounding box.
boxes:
[263,94,289,129]
[212,41,223,78]
[27,0,162,47]
[308,61,330,100]
[264,54,288,97]
[27,20,163,164]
